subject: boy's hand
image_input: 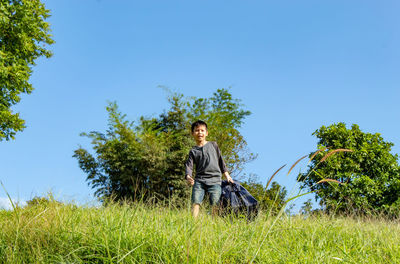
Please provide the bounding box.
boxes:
[224,172,234,183]
[226,175,234,183]
[186,175,194,186]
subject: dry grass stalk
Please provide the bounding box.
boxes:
[317,179,343,185]
[287,155,308,176]
[265,164,286,190]
[320,149,353,163]
[308,147,328,163]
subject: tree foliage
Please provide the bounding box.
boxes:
[0,0,53,141]
[241,178,287,214]
[298,123,400,214]
[25,194,61,207]
[300,199,313,215]
[73,89,255,203]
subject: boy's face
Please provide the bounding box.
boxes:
[192,125,208,142]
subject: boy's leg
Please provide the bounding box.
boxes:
[191,181,205,218]
[192,204,200,217]
[207,184,222,217]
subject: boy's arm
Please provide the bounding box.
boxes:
[185,150,195,186]
[213,142,234,183]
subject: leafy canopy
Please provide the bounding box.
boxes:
[73,89,255,203]
[0,0,54,141]
[241,176,287,214]
[25,194,62,208]
[298,123,400,214]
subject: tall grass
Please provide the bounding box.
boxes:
[1,148,398,263]
[1,200,399,263]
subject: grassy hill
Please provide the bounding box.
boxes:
[1,201,399,263]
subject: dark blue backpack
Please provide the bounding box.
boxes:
[220,180,258,220]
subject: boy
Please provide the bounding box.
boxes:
[185,120,234,217]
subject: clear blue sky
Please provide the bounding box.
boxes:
[1,0,399,211]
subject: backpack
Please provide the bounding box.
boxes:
[220,180,258,221]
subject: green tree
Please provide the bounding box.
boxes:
[186,88,256,176]
[0,0,54,141]
[298,123,400,214]
[300,199,313,215]
[26,194,61,207]
[241,174,287,213]
[73,89,255,203]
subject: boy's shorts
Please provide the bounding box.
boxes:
[191,181,221,206]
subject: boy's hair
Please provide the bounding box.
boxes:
[191,120,208,132]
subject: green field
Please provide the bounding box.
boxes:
[1,201,399,263]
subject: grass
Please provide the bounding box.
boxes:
[1,201,399,263]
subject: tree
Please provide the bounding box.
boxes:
[0,0,54,141]
[298,123,400,214]
[300,199,313,215]
[241,174,287,213]
[73,89,255,204]
[26,194,61,207]
[186,88,256,176]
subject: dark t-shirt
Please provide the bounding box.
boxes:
[185,141,228,185]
